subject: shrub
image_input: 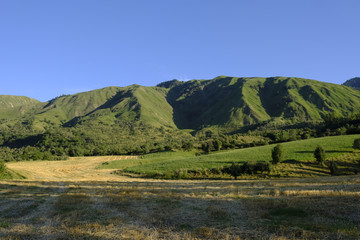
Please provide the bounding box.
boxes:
[174,169,188,179]
[314,146,326,164]
[223,161,271,177]
[353,138,360,150]
[272,144,284,164]
[182,142,193,151]
[241,161,271,174]
[0,160,6,174]
[327,161,337,175]
[228,162,242,180]
[210,167,223,175]
[213,139,222,151]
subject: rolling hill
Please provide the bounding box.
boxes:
[1,75,360,160]
[33,85,176,129]
[1,76,360,131]
[164,76,360,129]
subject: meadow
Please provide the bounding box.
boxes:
[99,135,360,179]
[0,176,359,239]
[1,135,360,239]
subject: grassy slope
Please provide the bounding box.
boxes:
[166,76,360,129]
[116,135,360,177]
[0,95,41,119]
[31,85,176,129]
[99,151,196,170]
[2,76,360,131]
[133,86,176,128]
[34,87,122,126]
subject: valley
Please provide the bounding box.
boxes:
[1,158,360,239]
[1,76,360,239]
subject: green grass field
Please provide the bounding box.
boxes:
[0,169,26,180]
[98,151,196,170]
[101,135,360,178]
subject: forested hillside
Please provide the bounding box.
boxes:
[1,76,360,160]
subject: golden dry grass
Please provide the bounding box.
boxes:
[6,156,138,181]
[1,157,360,239]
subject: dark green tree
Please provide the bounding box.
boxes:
[228,162,242,180]
[182,141,193,151]
[353,138,360,150]
[271,144,284,164]
[328,161,337,175]
[213,139,222,151]
[202,141,213,153]
[0,160,6,174]
[314,146,326,164]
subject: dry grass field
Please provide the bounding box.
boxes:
[1,157,360,239]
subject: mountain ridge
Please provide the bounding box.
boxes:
[1,76,360,131]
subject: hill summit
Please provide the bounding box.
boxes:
[343,77,360,90]
[1,76,360,131]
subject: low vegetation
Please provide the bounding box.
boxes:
[314,145,326,164]
[271,144,284,164]
[1,77,360,238]
[1,134,360,239]
[100,135,360,179]
[0,176,359,239]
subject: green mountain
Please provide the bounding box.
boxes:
[164,76,360,129]
[1,76,360,159]
[1,76,360,131]
[343,77,360,90]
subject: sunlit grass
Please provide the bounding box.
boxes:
[121,135,360,178]
[97,151,196,170]
[0,176,359,239]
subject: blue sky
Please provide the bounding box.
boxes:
[1,0,359,101]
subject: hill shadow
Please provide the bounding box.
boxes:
[166,77,244,129]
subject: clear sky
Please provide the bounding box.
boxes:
[1,0,359,102]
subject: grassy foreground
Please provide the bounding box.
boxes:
[100,135,360,178]
[0,176,359,239]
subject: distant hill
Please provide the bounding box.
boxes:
[0,95,41,120]
[1,76,360,131]
[343,77,360,90]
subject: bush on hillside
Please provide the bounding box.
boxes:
[314,146,326,164]
[228,162,242,180]
[213,139,222,151]
[353,138,360,150]
[182,141,194,151]
[272,144,284,164]
[241,161,271,174]
[223,161,271,179]
[327,161,337,175]
[0,160,6,174]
